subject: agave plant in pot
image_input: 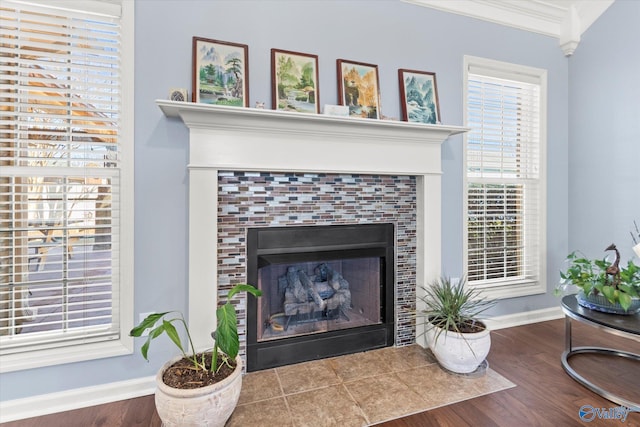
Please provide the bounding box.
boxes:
[130,284,262,427]
[419,275,495,374]
[557,244,640,314]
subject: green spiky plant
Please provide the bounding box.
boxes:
[557,251,640,311]
[130,284,262,373]
[419,275,495,346]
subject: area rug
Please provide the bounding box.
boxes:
[227,344,516,427]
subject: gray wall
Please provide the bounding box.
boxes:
[4,0,617,401]
[568,0,640,260]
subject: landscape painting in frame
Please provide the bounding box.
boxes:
[271,49,319,114]
[337,59,381,119]
[192,37,249,106]
[398,69,440,124]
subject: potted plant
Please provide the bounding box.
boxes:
[419,275,495,374]
[557,244,640,314]
[130,284,262,427]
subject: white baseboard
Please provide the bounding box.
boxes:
[484,306,564,331]
[0,308,564,423]
[0,375,156,423]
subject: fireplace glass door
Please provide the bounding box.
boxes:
[246,223,394,371]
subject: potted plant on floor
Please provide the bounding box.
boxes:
[130,284,262,427]
[556,244,640,314]
[419,275,495,374]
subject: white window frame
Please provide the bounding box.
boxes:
[0,0,134,372]
[463,56,547,300]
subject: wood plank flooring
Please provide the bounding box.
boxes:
[3,318,639,427]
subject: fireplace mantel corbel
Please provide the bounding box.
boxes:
[156,100,468,352]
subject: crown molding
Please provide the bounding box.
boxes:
[403,0,614,56]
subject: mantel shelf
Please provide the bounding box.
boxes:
[156,100,468,144]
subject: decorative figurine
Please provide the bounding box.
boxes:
[605,243,621,286]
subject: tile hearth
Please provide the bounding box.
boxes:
[227,345,515,426]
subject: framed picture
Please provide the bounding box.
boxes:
[398,69,440,124]
[192,37,249,106]
[337,59,381,119]
[271,49,320,114]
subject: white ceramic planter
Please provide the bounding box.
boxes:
[155,355,242,427]
[426,322,491,374]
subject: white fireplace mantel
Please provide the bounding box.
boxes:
[156,100,468,350]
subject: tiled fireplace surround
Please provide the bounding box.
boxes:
[219,172,417,352]
[157,101,467,367]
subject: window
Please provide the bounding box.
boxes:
[0,0,133,371]
[463,56,547,299]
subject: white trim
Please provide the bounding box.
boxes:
[484,307,564,331]
[402,0,614,56]
[116,0,136,359]
[472,279,547,301]
[0,339,131,373]
[0,375,155,423]
[5,0,121,16]
[0,0,135,372]
[462,55,548,302]
[404,0,565,37]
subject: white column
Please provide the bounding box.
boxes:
[415,173,442,348]
[188,167,219,351]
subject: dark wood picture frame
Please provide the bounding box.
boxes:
[337,59,381,119]
[192,37,249,106]
[398,68,440,124]
[271,49,320,114]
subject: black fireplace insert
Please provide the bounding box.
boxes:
[246,223,395,371]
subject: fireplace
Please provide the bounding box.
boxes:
[156,100,467,365]
[246,224,394,371]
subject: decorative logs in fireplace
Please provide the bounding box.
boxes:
[280,263,352,322]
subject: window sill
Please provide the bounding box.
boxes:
[0,336,133,373]
[470,279,546,300]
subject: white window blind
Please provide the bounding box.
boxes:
[0,0,123,356]
[464,57,546,297]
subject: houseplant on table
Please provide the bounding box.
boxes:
[419,275,495,374]
[130,284,262,427]
[557,244,640,314]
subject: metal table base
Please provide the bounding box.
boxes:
[561,296,640,412]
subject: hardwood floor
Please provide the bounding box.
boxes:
[3,318,639,427]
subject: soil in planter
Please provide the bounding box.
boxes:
[456,320,486,333]
[162,352,237,389]
[432,317,486,334]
